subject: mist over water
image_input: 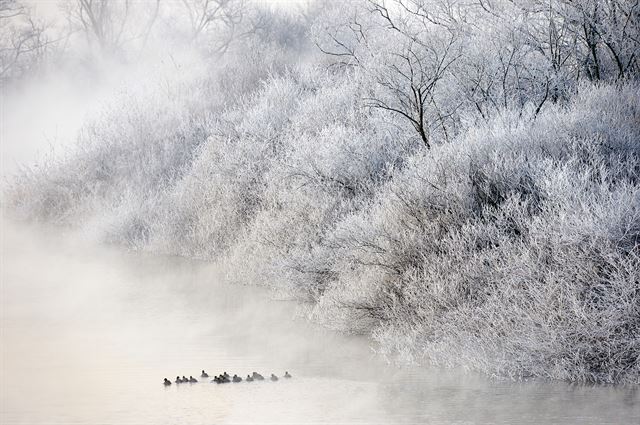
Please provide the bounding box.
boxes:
[1,221,638,424]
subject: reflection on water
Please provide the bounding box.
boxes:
[1,222,638,424]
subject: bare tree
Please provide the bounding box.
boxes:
[317,0,462,148]
[511,0,639,82]
[179,0,245,53]
[365,37,461,148]
[567,0,639,80]
[65,0,160,55]
[0,0,50,84]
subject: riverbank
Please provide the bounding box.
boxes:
[6,79,640,384]
[4,0,640,385]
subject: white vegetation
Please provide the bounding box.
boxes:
[0,0,52,83]
[4,0,639,384]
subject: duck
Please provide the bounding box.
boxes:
[163,378,172,386]
[284,371,292,379]
[223,371,230,378]
[219,375,230,383]
[175,376,183,384]
[232,374,242,383]
[252,372,264,380]
[189,376,198,383]
[246,375,254,382]
[201,370,209,378]
[212,376,219,383]
[270,374,278,381]
[182,376,189,383]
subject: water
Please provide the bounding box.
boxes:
[1,222,638,424]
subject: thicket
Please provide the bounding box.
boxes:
[4,0,639,384]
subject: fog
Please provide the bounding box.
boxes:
[2,221,638,424]
[1,0,244,177]
[0,49,207,178]
[2,71,97,176]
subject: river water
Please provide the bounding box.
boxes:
[1,222,638,424]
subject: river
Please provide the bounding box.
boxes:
[1,221,638,424]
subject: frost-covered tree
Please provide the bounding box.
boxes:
[178,0,245,53]
[5,0,640,385]
[0,0,50,83]
[315,0,464,147]
[63,0,161,56]
[562,0,640,80]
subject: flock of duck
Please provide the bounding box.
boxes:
[163,370,292,386]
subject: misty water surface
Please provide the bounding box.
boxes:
[1,221,638,424]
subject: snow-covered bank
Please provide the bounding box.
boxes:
[4,0,639,384]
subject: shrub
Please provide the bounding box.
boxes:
[311,82,640,383]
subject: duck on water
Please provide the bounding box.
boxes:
[213,375,230,384]
[166,371,291,385]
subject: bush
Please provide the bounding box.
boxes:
[311,82,640,384]
[5,11,638,383]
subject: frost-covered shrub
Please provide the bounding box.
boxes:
[312,83,640,383]
[147,74,312,258]
[5,73,213,237]
[224,70,417,296]
[5,0,638,385]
